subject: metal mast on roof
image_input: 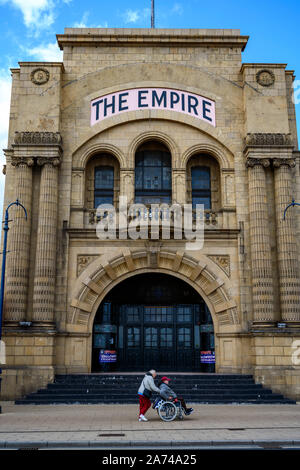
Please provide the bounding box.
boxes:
[151,0,155,28]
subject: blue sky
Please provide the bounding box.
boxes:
[0,0,299,217]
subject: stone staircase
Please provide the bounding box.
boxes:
[15,374,296,405]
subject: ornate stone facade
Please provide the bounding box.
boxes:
[1,28,300,401]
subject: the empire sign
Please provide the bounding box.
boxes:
[91,88,216,127]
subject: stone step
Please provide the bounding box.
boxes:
[15,374,296,405]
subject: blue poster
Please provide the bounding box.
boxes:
[201,351,215,363]
[99,350,117,363]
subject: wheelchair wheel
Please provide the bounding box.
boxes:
[158,401,177,422]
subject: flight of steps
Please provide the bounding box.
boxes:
[15,374,296,405]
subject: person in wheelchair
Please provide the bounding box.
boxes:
[158,376,194,415]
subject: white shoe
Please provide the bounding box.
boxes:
[139,414,148,422]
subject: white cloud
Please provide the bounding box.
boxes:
[29,42,63,61]
[1,0,55,30]
[123,9,140,24]
[172,3,184,15]
[73,11,108,28]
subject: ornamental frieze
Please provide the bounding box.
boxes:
[245,133,292,147]
[14,131,62,145]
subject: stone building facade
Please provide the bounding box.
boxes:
[1,28,300,400]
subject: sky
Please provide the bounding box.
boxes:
[0,0,299,219]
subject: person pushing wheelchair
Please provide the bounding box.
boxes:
[158,376,194,415]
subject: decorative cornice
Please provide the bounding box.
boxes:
[14,131,62,146]
[273,158,296,168]
[245,157,270,168]
[57,29,249,51]
[245,133,292,148]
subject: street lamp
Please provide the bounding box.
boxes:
[283,198,300,220]
[0,199,27,414]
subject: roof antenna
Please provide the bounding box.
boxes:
[151,0,155,28]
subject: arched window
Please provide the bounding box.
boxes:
[94,166,114,207]
[85,154,120,210]
[135,143,171,204]
[191,166,211,210]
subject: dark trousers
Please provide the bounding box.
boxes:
[175,396,188,411]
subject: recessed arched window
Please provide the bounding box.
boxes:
[94,166,114,207]
[135,143,172,204]
[191,166,211,210]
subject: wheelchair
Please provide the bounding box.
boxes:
[152,397,184,422]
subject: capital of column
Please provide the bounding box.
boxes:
[11,156,34,167]
[37,157,61,167]
[273,158,296,168]
[245,157,271,168]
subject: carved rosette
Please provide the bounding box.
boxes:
[256,69,275,87]
[30,68,50,86]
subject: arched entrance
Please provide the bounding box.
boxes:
[92,273,215,372]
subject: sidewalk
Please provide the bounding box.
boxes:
[1,401,300,448]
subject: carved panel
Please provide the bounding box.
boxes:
[77,255,100,276]
[208,255,230,277]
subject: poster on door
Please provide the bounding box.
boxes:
[99,350,117,363]
[201,350,215,363]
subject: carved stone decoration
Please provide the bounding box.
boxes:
[273,158,296,169]
[30,68,50,85]
[256,69,275,87]
[145,241,162,268]
[245,133,292,147]
[77,255,100,276]
[14,131,62,145]
[37,157,61,167]
[11,157,34,167]
[208,255,230,277]
[245,157,270,168]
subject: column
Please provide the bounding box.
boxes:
[246,158,275,325]
[32,157,60,327]
[274,158,300,324]
[4,157,34,325]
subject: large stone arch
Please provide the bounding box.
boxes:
[69,248,239,336]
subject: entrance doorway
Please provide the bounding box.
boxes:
[92,273,215,372]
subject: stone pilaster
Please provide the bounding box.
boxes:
[246,157,275,325]
[120,168,134,204]
[273,158,300,324]
[32,157,60,328]
[4,157,34,325]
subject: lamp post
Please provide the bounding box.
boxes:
[283,198,300,220]
[0,199,27,413]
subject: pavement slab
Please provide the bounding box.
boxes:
[1,402,300,448]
